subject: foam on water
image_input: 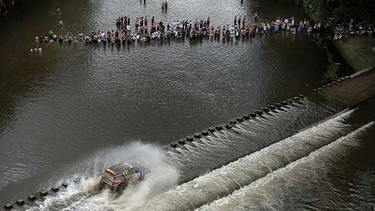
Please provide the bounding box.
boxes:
[167,99,335,183]
[23,102,335,210]
[26,142,179,211]
[138,109,354,210]
[198,121,374,210]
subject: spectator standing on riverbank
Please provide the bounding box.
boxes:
[254,11,258,22]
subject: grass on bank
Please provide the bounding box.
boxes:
[336,36,375,71]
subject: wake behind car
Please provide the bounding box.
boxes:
[99,163,146,194]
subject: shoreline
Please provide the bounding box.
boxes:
[335,36,375,72]
[297,0,374,78]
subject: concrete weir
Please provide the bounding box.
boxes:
[167,95,306,173]
[3,204,12,210]
[28,195,36,201]
[16,200,24,206]
[168,95,308,155]
[2,182,71,210]
[163,67,375,184]
[316,67,375,106]
[2,68,374,209]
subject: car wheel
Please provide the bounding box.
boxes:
[97,182,104,191]
[117,183,127,195]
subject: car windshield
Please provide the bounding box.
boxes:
[109,163,132,174]
[114,174,124,178]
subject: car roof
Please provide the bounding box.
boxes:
[107,163,133,174]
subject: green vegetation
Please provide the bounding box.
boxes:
[298,0,375,23]
[336,36,375,71]
[298,0,330,23]
[318,36,356,83]
[323,63,340,83]
[295,0,375,81]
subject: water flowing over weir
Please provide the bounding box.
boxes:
[197,122,375,211]
[167,98,335,183]
[3,98,334,210]
[15,98,335,210]
[138,109,359,211]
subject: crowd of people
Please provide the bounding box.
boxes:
[333,19,374,40]
[31,9,374,52]
[32,13,327,48]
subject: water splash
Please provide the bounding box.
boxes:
[27,142,179,211]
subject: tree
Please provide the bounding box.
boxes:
[300,0,375,24]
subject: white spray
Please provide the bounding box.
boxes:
[28,142,179,211]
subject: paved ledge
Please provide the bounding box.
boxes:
[317,67,375,106]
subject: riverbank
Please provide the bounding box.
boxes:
[297,0,375,79]
[336,36,375,71]
[318,34,374,83]
[0,0,14,17]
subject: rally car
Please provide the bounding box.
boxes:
[99,163,146,194]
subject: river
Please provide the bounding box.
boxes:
[0,0,373,209]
